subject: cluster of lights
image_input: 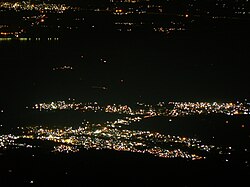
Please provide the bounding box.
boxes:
[168,102,250,116]
[110,0,250,18]
[32,100,250,119]
[112,8,146,15]
[187,0,250,16]
[0,134,19,149]
[52,66,73,71]
[105,105,132,114]
[153,21,186,34]
[0,124,246,163]
[112,116,142,126]
[0,1,71,13]
[33,101,135,114]
[33,101,82,111]
[53,145,79,153]
[0,37,27,41]
[0,38,60,41]
[0,25,8,29]
[0,29,25,38]
[18,124,209,160]
[23,100,249,159]
[215,1,250,15]
[114,21,185,34]
[2,99,249,161]
[115,22,134,26]
[0,134,33,150]
[154,27,186,33]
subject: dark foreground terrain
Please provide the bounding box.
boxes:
[0,148,249,187]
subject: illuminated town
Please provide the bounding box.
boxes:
[17,124,209,160]
[1,0,249,39]
[32,100,250,117]
[0,119,220,160]
[0,1,73,13]
[169,101,250,116]
[0,100,249,161]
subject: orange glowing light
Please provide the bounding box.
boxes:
[116,9,123,13]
